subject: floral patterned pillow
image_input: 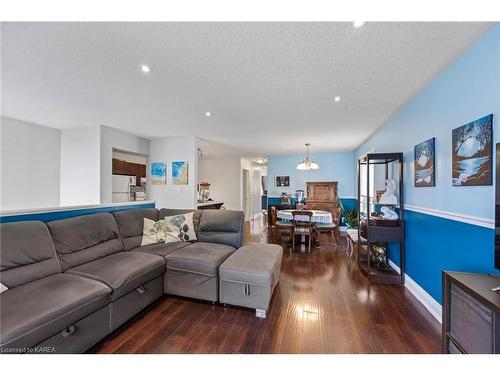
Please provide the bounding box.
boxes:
[140,213,197,246]
[163,212,197,242]
[141,218,168,246]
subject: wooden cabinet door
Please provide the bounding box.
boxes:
[112,158,126,174]
[139,164,146,178]
[136,164,146,186]
[125,162,138,176]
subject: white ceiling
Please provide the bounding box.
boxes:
[1,22,493,157]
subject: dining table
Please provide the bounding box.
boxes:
[276,209,333,248]
[276,209,333,224]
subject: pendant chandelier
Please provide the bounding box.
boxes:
[297,143,319,170]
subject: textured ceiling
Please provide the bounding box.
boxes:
[1,22,493,157]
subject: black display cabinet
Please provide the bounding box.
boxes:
[357,152,405,284]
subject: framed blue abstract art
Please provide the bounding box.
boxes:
[151,162,166,185]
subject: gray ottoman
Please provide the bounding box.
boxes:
[219,243,282,318]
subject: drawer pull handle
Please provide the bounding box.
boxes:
[244,284,251,296]
[136,286,146,294]
[62,325,76,338]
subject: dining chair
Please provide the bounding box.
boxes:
[291,210,314,253]
[316,206,340,245]
[270,206,292,246]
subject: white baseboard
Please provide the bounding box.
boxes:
[388,260,442,324]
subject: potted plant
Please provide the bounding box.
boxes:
[337,199,358,229]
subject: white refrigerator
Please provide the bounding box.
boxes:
[112,175,136,203]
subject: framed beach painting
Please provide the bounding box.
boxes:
[414,138,435,187]
[151,162,166,185]
[452,114,493,186]
[172,161,189,185]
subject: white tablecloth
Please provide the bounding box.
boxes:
[277,209,333,224]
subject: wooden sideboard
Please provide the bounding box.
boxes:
[442,271,500,353]
[306,181,338,211]
[307,181,337,203]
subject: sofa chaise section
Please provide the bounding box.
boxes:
[47,213,165,331]
[160,209,244,301]
[165,241,236,301]
[0,221,111,353]
[114,208,244,301]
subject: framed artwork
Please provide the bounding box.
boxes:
[275,176,290,187]
[172,161,189,185]
[414,137,435,187]
[151,162,166,185]
[452,114,493,186]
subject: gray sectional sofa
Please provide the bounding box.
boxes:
[0,208,244,353]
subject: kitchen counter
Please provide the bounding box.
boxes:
[0,200,156,224]
[197,201,224,209]
[1,200,156,216]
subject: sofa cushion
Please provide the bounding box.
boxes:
[47,213,123,271]
[132,242,191,258]
[66,252,165,300]
[219,244,283,286]
[0,221,61,288]
[197,210,244,248]
[159,208,202,233]
[165,242,235,277]
[0,273,111,349]
[113,208,159,250]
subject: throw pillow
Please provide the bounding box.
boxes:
[0,282,8,294]
[141,218,168,246]
[163,212,197,242]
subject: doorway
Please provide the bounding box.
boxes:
[112,150,148,203]
[242,168,251,221]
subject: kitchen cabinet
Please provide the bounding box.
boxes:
[112,158,126,174]
[112,158,147,187]
[138,164,146,178]
[125,162,138,176]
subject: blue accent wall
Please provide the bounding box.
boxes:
[355,25,500,304]
[401,210,495,304]
[0,203,155,223]
[267,152,356,198]
[356,25,500,219]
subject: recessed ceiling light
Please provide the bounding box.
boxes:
[140,64,152,74]
[205,111,212,117]
[353,21,365,29]
[333,96,342,102]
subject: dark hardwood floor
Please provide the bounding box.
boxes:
[93,216,441,354]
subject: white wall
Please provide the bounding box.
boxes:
[250,167,263,217]
[60,126,101,206]
[113,151,147,164]
[198,156,242,210]
[100,125,150,203]
[0,116,61,210]
[149,136,198,209]
[240,158,265,220]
